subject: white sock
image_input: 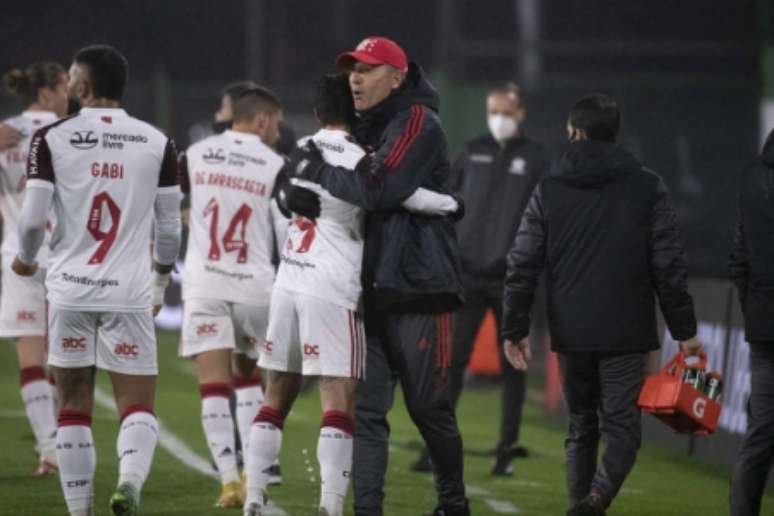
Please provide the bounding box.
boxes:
[20,367,58,463]
[56,411,96,516]
[317,412,354,516]
[200,384,239,484]
[245,406,284,505]
[117,407,158,492]
[235,383,263,453]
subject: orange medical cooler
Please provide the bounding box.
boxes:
[637,352,721,435]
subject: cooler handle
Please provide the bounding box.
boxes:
[662,351,707,378]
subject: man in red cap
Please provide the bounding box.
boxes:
[288,37,469,516]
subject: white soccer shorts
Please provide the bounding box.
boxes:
[47,304,157,375]
[180,298,268,360]
[0,262,47,338]
[259,287,365,379]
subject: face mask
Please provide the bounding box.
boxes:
[487,114,518,142]
[211,120,231,134]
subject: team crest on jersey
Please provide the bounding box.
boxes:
[202,148,226,164]
[70,130,99,150]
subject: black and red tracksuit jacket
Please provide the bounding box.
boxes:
[310,62,464,315]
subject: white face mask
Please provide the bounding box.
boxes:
[487,114,518,142]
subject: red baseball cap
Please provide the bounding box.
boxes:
[336,36,408,73]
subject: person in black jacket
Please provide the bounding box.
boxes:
[501,94,701,516]
[290,37,468,516]
[729,128,774,516]
[411,82,550,476]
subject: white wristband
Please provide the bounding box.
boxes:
[151,271,171,306]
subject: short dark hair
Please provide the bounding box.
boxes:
[488,82,522,104]
[73,45,129,101]
[232,86,282,123]
[313,73,355,128]
[569,93,620,142]
[3,61,66,107]
[222,80,258,102]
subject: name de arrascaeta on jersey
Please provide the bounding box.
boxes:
[193,170,270,197]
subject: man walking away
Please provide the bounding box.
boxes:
[501,94,700,516]
[13,45,181,516]
[729,127,774,516]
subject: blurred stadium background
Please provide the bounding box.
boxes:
[1,1,773,514]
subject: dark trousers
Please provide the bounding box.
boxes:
[730,342,774,516]
[448,288,526,451]
[559,352,647,509]
[352,312,466,516]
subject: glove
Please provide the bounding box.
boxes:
[287,140,326,182]
[288,185,321,220]
[281,184,321,220]
[451,193,465,222]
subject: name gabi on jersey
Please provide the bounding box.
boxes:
[91,162,124,179]
[194,171,268,196]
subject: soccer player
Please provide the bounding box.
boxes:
[212,80,297,157]
[12,45,181,516]
[243,73,460,516]
[179,86,286,508]
[0,61,68,476]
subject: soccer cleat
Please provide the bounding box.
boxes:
[216,481,245,508]
[109,482,140,516]
[318,508,331,516]
[31,458,58,477]
[265,462,283,486]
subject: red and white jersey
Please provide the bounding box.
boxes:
[274,128,365,310]
[181,130,283,306]
[0,110,58,261]
[26,107,179,311]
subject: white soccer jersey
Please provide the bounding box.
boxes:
[182,130,283,306]
[0,110,58,261]
[26,107,179,311]
[273,128,365,310]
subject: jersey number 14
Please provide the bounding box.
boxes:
[203,197,252,263]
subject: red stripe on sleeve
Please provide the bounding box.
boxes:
[380,105,425,174]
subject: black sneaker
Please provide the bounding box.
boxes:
[575,493,607,516]
[428,498,470,516]
[410,448,433,473]
[491,451,514,476]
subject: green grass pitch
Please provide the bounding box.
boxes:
[0,330,770,515]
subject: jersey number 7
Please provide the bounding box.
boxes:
[203,197,252,263]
